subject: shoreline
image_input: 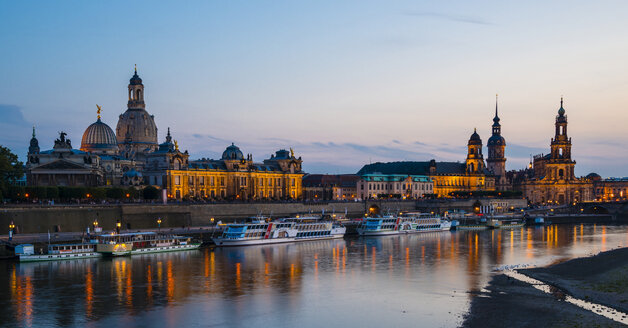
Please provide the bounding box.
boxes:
[462,247,628,327]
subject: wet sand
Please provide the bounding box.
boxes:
[462,248,628,328]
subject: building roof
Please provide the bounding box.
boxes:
[81,118,118,152]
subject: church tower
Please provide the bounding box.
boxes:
[486,95,507,189]
[548,97,575,180]
[466,129,485,174]
[116,66,158,161]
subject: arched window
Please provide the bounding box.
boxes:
[136,89,141,100]
[129,89,133,100]
[559,169,564,178]
[469,163,475,172]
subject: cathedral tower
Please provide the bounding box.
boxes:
[486,95,507,189]
[116,66,158,161]
[466,129,485,174]
[548,97,575,180]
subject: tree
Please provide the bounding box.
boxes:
[0,146,24,195]
[106,187,124,200]
[142,186,160,200]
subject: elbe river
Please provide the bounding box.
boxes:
[2,224,627,328]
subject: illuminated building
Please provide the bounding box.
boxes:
[356,173,433,199]
[486,97,508,190]
[144,134,304,200]
[588,174,628,201]
[518,99,594,204]
[357,130,496,198]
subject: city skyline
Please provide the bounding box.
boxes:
[1,1,627,176]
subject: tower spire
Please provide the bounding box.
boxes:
[32,125,36,138]
[134,64,137,74]
[495,93,499,118]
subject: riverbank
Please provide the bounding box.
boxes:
[462,247,628,327]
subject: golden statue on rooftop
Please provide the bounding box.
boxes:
[96,104,102,120]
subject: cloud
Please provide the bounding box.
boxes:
[404,11,494,26]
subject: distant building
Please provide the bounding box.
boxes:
[25,68,305,198]
[517,99,594,204]
[356,173,432,199]
[588,174,628,201]
[302,174,360,201]
[486,97,508,190]
[357,129,496,197]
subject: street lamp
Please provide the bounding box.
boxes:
[116,220,121,234]
[9,221,15,241]
[157,218,162,232]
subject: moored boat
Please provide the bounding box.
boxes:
[212,216,346,247]
[96,232,200,256]
[16,243,101,262]
[357,213,451,236]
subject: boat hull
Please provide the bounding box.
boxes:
[19,252,101,262]
[131,243,201,254]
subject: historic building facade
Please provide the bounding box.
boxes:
[26,68,305,199]
[302,174,360,201]
[356,173,433,199]
[357,129,496,198]
[518,99,594,204]
[486,98,508,190]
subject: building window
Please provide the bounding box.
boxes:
[189,176,194,185]
[199,176,204,185]
[175,176,181,185]
[240,177,247,186]
[291,178,295,187]
[210,177,215,186]
[220,177,225,186]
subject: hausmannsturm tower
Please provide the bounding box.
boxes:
[486,95,507,190]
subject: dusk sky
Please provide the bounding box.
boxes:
[1,1,627,176]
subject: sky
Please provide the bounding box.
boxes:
[1,1,627,177]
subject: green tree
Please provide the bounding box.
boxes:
[142,186,159,200]
[46,186,59,199]
[106,187,124,200]
[0,146,24,195]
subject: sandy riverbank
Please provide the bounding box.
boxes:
[462,248,628,327]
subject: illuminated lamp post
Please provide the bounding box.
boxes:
[116,220,121,234]
[157,218,162,232]
[9,221,15,241]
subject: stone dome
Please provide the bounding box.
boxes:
[81,118,118,154]
[222,143,244,160]
[487,134,505,147]
[116,109,158,146]
[468,129,482,145]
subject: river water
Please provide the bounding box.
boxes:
[2,224,628,328]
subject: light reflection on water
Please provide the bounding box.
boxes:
[2,224,628,328]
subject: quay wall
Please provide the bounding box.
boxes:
[0,201,411,234]
[0,198,531,234]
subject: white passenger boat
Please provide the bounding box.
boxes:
[212,216,346,247]
[357,213,451,236]
[16,243,101,262]
[96,232,200,256]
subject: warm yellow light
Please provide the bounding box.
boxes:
[24,193,29,198]
[116,222,121,228]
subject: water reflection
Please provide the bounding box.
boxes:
[1,225,628,327]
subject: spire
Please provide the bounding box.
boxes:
[558,96,565,116]
[165,127,172,143]
[134,64,137,74]
[32,125,36,138]
[495,94,499,117]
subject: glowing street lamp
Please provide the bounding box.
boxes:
[8,221,15,241]
[116,220,121,234]
[157,218,162,232]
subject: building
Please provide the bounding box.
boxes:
[486,97,508,190]
[26,68,305,198]
[146,136,305,200]
[116,67,159,165]
[588,174,628,201]
[357,130,496,198]
[302,174,360,201]
[518,99,594,204]
[356,173,433,199]
[26,130,103,186]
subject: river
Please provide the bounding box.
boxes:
[2,224,627,328]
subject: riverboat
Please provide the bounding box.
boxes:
[212,216,346,247]
[96,232,200,256]
[356,213,451,236]
[15,243,101,262]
